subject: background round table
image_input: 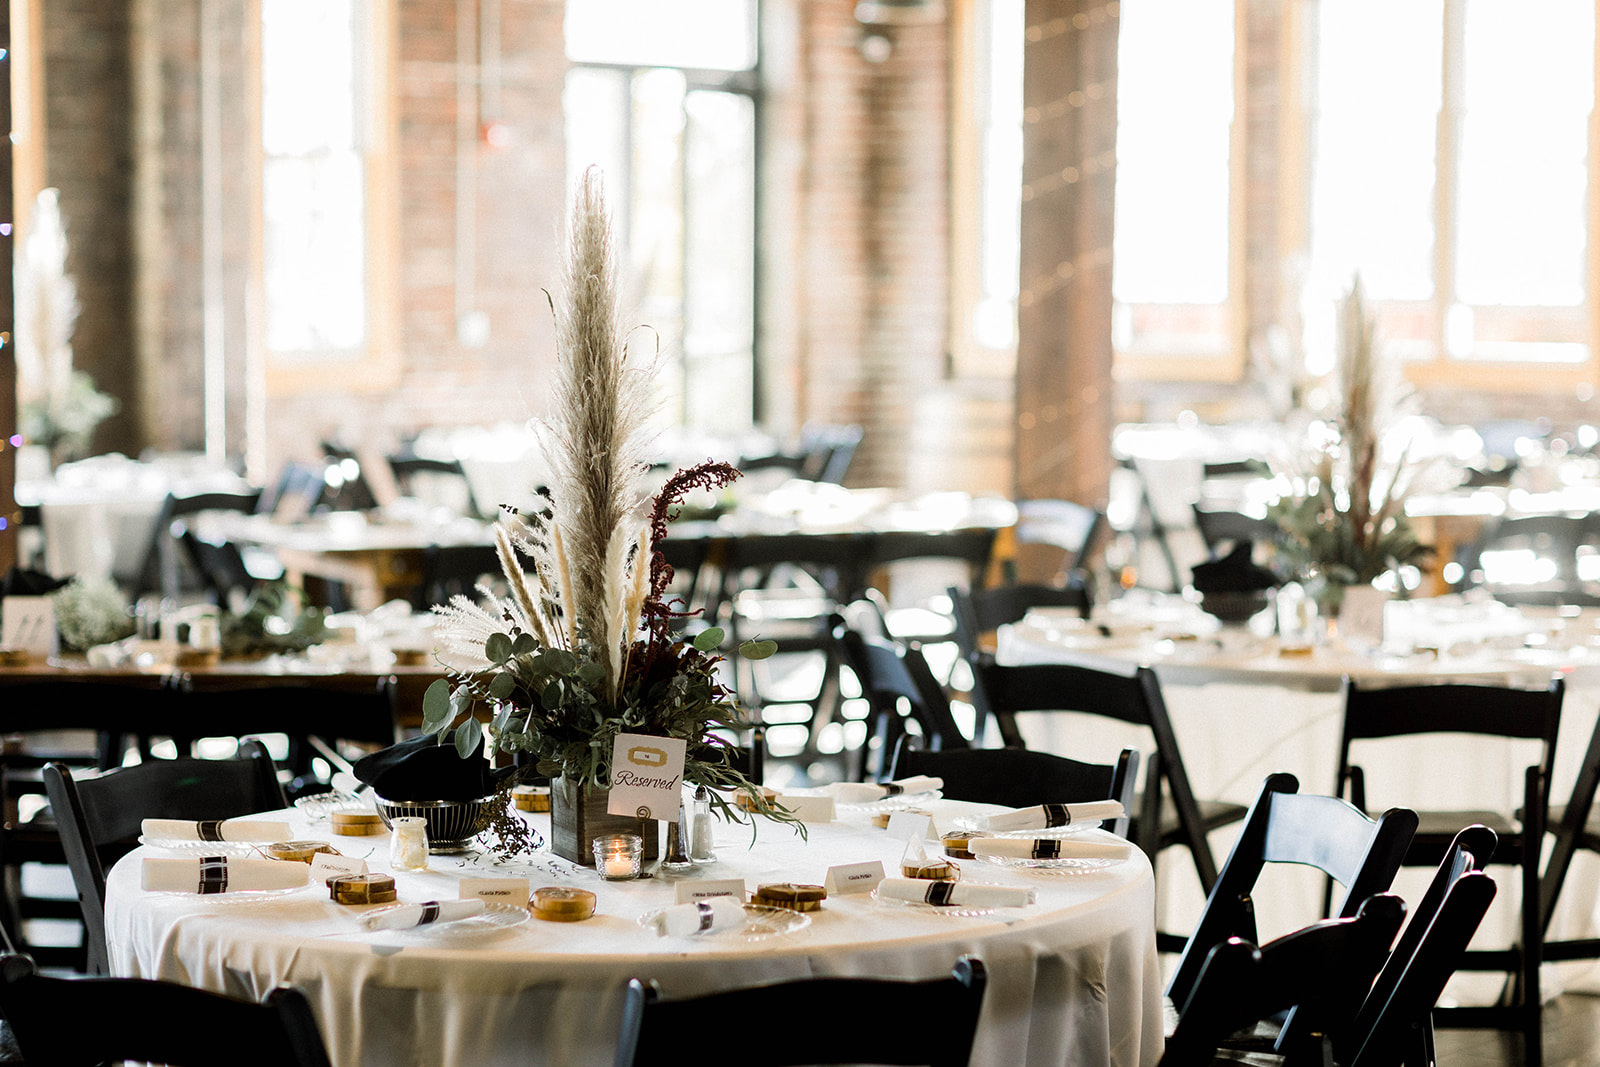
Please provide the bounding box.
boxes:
[106,797,1162,1067]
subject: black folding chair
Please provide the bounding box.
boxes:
[0,950,332,1066]
[1335,676,1564,1063]
[1161,894,1407,1067]
[615,956,986,1067]
[968,657,1247,936]
[44,741,287,975]
[1167,772,1418,1011]
[1342,825,1500,1067]
[832,620,970,780]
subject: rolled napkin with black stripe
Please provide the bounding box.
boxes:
[359,899,487,931]
[876,877,1035,908]
[657,896,747,937]
[826,776,943,805]
[141,856,312,894]
[977,801,1124,833]
[968,837,1130,861]
[142,818,294,842]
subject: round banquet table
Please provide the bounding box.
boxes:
[105,798,1162,1067]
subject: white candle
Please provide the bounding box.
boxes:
[604,853,634,878]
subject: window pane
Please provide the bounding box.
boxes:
[976,0,1024,350]
[683,91,755,428]
[565,67,631,239]
[1113,0,1233,307]
[1309,0,1442,303]
[261,0,367,357]
[1456,0,1592,307]
[565,0,756,71]
[263,154,367,353]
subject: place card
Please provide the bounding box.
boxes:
[884,811,936,842]
[2,596,56,657]
[607,733,687,821]
[775,794,836,823]
[673,878,747,905]
[825,860,885,896]
[459,876,531,909]
[310,852,369,885]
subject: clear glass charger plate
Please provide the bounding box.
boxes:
[637,903,811,943]
[970,854,1121,874]
[363,902,531,940]
[137,836,265,856]
[869,889,996,919]
[294,791,371,821]
[835,790,942,814]
[146,882,315,902]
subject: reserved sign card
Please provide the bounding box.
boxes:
[825,860,886,896]
[607,733,688,820]
[2,596,56,656]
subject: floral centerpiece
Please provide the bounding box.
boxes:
[425,170,788,864]
[1268,282,1432,615]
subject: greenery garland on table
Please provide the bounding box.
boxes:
[428,169,796,847]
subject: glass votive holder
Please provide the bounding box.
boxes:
[593,833,643,880]
[390,816,430,871]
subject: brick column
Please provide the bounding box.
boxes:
[1014,0,1118,519]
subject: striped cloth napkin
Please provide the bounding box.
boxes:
[142,818,293,842]
[977,801,1124,832]
[141,856,311,894]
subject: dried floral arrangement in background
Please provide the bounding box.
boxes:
[15,189,115,463]
[1269,282,1433,607]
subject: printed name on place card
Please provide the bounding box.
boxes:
[825,860,886,896]
[309,853,368,883]
[459,877,532,909]
[674,878,747,905]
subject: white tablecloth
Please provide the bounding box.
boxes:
[106,799,1161,1067]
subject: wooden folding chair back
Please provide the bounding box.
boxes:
[0,951,332,1066]
[615,956,987,1067]
[1166,772,1418,1009]
[1342,825,1500,1067]
[1162,894,1407,1067]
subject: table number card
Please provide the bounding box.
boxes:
[310,853,369,884]
[607,733,688,820]
[825,860,885,896]
[673,878,747,905]
[460,876,531,909]
[2,596,57,657]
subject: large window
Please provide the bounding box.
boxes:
[1111,0,1237,372]
[1306,0,1594,378]
[564,0,759,430]
[258,0,396,390]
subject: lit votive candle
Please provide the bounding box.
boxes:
[593,833,643,880]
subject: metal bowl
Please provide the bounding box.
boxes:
[372,794,500,853]
[1198,589,1273,625]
